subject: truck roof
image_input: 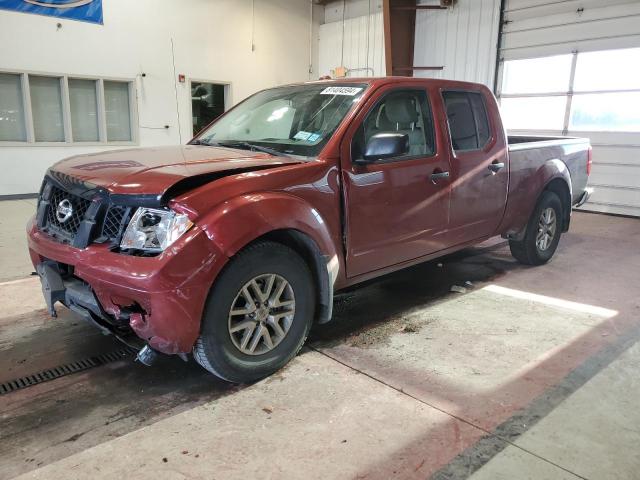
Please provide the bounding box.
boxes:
[302,76,489,91]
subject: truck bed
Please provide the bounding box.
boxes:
[507,135,590,205]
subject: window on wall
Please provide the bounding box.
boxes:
[0,72,135,144]
[0,73,27,142]
[104,81,132,141]
[499,47,640,133]
[69,79,99,142]
[30,76,65,142]
[191,82,226,136]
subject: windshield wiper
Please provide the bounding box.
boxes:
[189,139,286,157]
[189,138,217,146]
[216,141,285,157]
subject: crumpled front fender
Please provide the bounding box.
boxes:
[197,191,339,262]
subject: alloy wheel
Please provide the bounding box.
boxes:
[227,274,295,355]
[536,207,557,251]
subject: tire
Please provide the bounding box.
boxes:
[509,191,563,266]
[193,241,315,383]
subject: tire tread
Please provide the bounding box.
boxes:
[509,191,563,266]
[193,241,313,383]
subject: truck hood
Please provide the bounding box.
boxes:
[49,145,302,199]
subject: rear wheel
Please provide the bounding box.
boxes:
[193,241,314,383]
[509,191,563,266]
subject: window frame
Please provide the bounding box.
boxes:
[497,48,640,134]
[441,89,495,153]
[0,71,29,142]
[0,69,138,147]
[188,77,231,137]
[29,74,67,143]
[68,77,101,143]
[350,87,437,165]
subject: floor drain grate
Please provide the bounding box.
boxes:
[0,347,136,395]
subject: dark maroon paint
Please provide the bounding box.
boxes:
[27,77,591,354]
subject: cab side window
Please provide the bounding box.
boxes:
[352,90,435,161]
[442,91,491,152]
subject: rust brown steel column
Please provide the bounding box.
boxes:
[383,0,418,76]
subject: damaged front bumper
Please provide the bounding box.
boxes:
[28,217,227,355]
[36,261,138,342]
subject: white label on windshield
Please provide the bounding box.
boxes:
[294,131,312,141]
[320,86,363,96]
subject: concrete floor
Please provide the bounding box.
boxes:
[0,199,37,282]
[1,200,639,479]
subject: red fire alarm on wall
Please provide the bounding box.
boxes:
[178,74,186,83]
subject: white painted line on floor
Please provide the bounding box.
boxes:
[0,276,38,287]
[483,285,618,318]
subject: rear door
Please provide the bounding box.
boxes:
[441,89,508,244]
[341,85,452,277]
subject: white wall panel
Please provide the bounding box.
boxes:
[0,0,318,195]
[323,0,383,23]
[320,0,501,86]
[413,0,501,87]
[318,12,386,78]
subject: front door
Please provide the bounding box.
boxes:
[441,89,508,244]
[342,86,452,278]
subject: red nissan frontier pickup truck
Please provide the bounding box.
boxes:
[27,77,593,382]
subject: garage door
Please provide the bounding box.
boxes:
[496,0,640,217]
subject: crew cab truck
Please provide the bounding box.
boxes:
[27,78,592,383]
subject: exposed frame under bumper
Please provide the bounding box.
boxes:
[36,262,142,349]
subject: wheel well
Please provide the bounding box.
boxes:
[544,178,571,232]
[241,229,333,324]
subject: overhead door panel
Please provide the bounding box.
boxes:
[505,0,634,20]
[503,15,640,56]
[590,163,640,190]
[499,0,640,216]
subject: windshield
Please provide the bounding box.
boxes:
[194,83,368,157]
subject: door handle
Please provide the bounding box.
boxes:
[430,170,450,184]
[488,162,505,173]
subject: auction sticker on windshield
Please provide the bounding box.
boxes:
[320,86,363,96]
[294,131,312,141]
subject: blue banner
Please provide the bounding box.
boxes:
[0,0,103,25]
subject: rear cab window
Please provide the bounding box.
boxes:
[442,91,492,152]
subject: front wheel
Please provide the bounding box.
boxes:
[509,191,563,266]
[193,241,314,383]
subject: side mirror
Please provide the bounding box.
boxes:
[360,133,409,163]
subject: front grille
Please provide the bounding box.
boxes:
[37,175,134,248]
[45,185,92,241]
[101,205,131,242]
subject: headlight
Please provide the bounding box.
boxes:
[120,207,193,252]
